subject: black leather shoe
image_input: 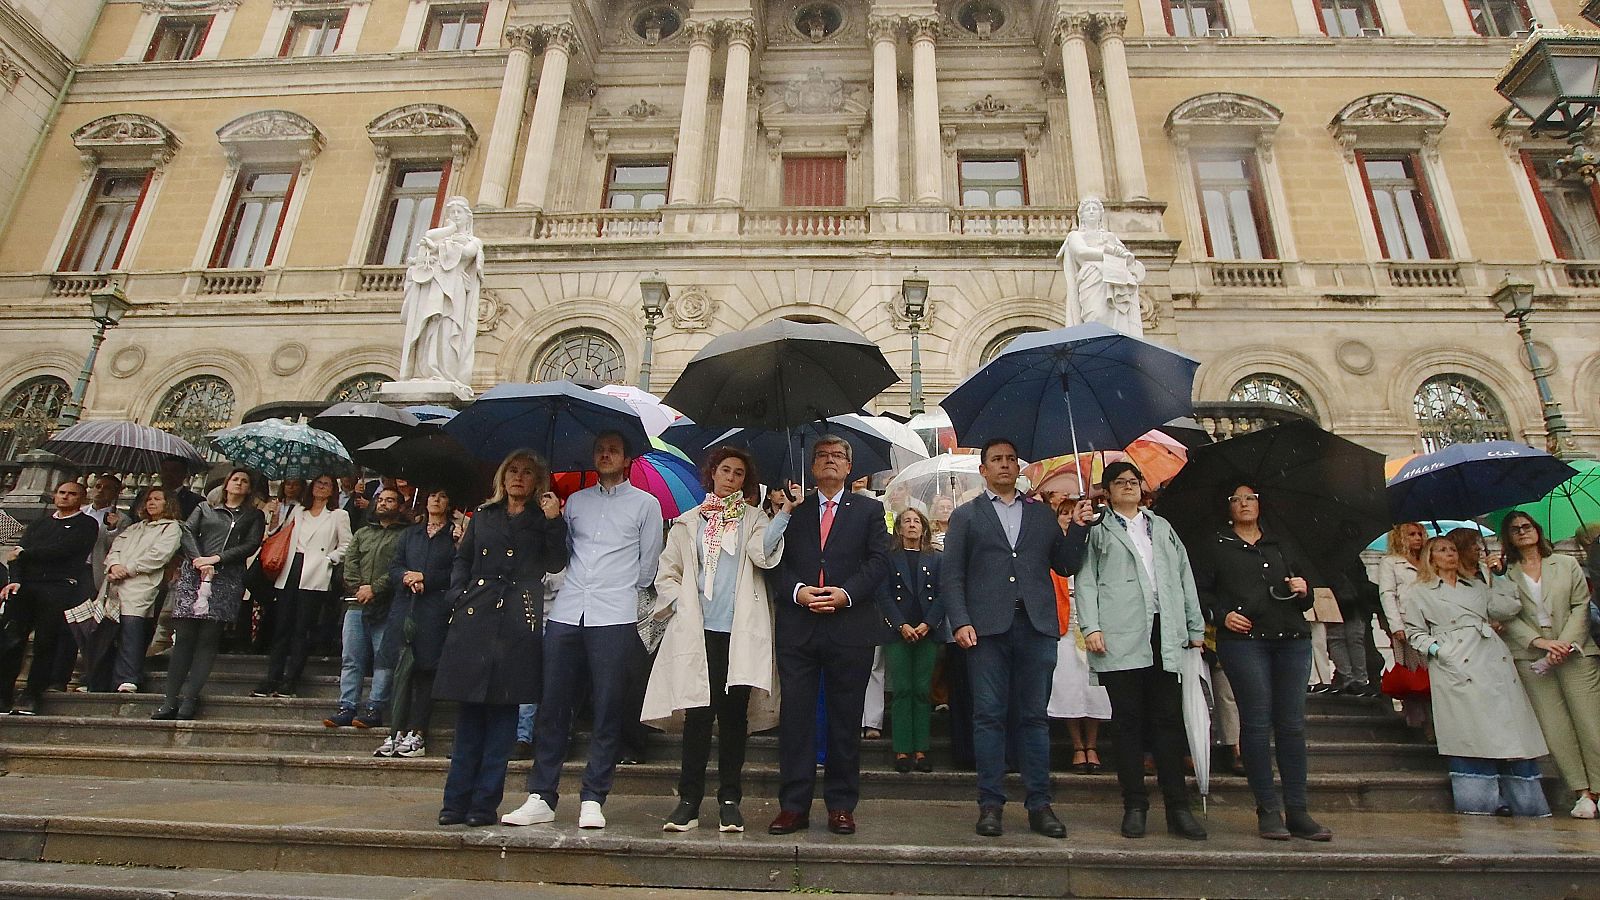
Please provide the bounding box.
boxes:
[438,810,466,826]
[465,813,496,827]
[895,756,913,774]
[175,698,198,720]
[1028,805,1066,839]
[1166,807,1208,841]
[1120,807,1147,838]
[1257,807,1290,841]
[150,704,178,721]
[975,806,1003,837]
[1286,808,1332,841]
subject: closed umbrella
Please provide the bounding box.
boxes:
[444,380,649,473]
[44,420,206,474]
[210,420,352,480]
[663,319,899,430]
[1488,458,1600,543]
[311,402,421,453]
[1181,646,1213,813]
[1387,441,1576,523]
[941,323,1200,462]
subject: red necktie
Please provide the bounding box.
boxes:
[818,499,836,586]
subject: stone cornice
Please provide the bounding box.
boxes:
[0,0,74,82]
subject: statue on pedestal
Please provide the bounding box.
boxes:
[1057,196,1147,337]
[397,196,482,392]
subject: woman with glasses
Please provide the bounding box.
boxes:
[1193,484,1330,841]
[1498,511,1600,819]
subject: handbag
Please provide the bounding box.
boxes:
[636,586,668,654]
[1303,587,1345,624]
[258,520,295,579]
[1379,662,1431,700]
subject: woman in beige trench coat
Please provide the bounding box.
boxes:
[1403,537,1549,817]
[644,446,784,834]
[103,488,184,693]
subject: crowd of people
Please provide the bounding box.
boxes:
[3,433,1598,839]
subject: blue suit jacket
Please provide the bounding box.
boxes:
[942,493,1087,638]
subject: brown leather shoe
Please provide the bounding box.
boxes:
[827,809,856,834]
[767,810,810,835]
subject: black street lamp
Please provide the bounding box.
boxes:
[58,286,133,427]
[638,273,668,392]
[1496,28,1600,181]
[901,273,929,415]
[1490,277,1593,460]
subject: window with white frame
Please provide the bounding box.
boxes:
[370,162,448,265]
[212,170,296,269]
[1522,151,1600,259]
[1330,93,1461,263]
[1466,0,1532,37]
[421,4,487,51]
[1319,0,1381,36]
[203,110,324,271]
[959,157,1026,207]
[60,170,153,272]
[146,16,211,61]
[1193,151,1274,259]
[1166,0,1229,36]
[1359,153,1445,260]
[281,9,346,56]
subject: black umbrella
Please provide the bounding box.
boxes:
[663,320,899,430]
[444,381,649,473]
[1152,420,1388,588]
[356,433,490,508]
[1160,417,1213,449]
[43,420,207,474]
[312,403,422,454]
[713,417,900,485]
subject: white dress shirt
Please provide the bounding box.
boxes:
[550,480,665,628]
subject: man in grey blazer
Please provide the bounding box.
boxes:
[943,438,1093,838]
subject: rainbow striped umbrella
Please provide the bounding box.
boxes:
[552,438,704,519]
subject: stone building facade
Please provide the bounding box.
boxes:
[0,0,1595,462]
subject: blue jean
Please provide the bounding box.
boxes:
[441,701,518,819]
[517,704,538,743]
[337,609,390,711]
[1218,637,1313,811]
[968,619,1058,810]
[526,620,642,807]
[113,615,151,688]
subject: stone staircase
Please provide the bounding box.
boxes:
[1,653,1596,898]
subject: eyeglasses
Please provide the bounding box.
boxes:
[814,450,850,462]
[1108,477,1141,488]
[1228,493,1261,504]
[1507,523,1538,534]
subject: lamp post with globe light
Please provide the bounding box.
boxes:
[57,287,133,427]
[1490,277,1593,460]
[638,274,668,392]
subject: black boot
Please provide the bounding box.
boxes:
[1120,807,1147,838]
[1165,806,1207,841]
[1286,808,1332,841]
[151,703,179,721]
[1256,807,1290,840]
[176,697,199,720]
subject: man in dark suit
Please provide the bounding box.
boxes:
[943,438,1092,838]
[766,435,893,836]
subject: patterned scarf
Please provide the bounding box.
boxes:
[700,491,746,601]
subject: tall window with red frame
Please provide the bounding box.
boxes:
[212,169,296,269]
[1193,151,1275,259]
[1359,153,1446,260]
[1165,0,1229,37]
[421,4,487,51]
[1465,0,1532,37]
[369,162,449,265]
[1522,151,1600,259]
[145,16,211,61]
[1318,0,1381,36]
[281,9,347,57]
[60,170,153,272]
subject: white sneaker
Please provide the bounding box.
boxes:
[373,735,398,758]
[116,682,138,693]
[1572,795,1598,819]
[578,800,606,829]
[501,793,555,826]
[396,732,426,758]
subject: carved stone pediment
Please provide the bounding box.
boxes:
[217,110,324,165]
[758,68,868,138]
[781,67,847,115]
[1329,93,1449,160]
[367,104,476,157]
[72,113,182,168]
[1167,93,1283,130]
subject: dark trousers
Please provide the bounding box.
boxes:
[395,668,437,737]
[776,633,874,813]
[527,620,641,808]
[620,643,655,762]
[1098,618,1190,811]
[1219,637,1314,812]
[0,581,78,707]
[166,618,223,705]
[265,556,329,689]
[969,619,1058,810]
[441,701,518,819]
[943,643,975,769]
[113,615,151,688]
[679,630,751,807]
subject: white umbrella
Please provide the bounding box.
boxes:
[843,414,929,471]
[590,385,680,437]
[884,453,985,512]
[1180,646,1213,814]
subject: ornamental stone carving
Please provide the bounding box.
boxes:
[682,19,720,46]
[965,95,1011,116]
[1336,340,1375,376]
[110,345,147,379]
[885,291,935,332]
[0,53,20,92]
[906,16,941,43]
[723,17,758,47]
[216,110,324,162]
[476,289,505,334]
[270,342,308,376]
[506,25,541,53]
[536,22,582,54]
[1329,93,1449,161]
[768,0,859,46]
[866,14,900,43]
[1096,12,1128,38]
[1052,13,1094,44]
[367,104,476,143]
[623,99,660,119]
[665,286,716,330]
[782,67,847,114]
[71,113,182,168]
[142,0,241,10]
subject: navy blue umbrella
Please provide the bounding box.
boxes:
[444,381,649,473]
[1387,440,1576,523]
[941,323,1200,461]
[711,417,898,486]
[659,418,733,463]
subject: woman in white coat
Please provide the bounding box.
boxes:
[104,488,184,692]
[1377,522,1428,729]
[254,473,351,698]
[645,446,783,835]
[1403,536,1549,817]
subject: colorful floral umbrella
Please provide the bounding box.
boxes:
[1488,458,1600,544]
[209,419,352,481]
[1022,429,1190,497]
[552,439,703,519]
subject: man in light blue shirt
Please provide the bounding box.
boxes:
[503,431,664,831]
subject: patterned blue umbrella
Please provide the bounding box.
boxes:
[1387,440,1576,522]
[210,419,353,480]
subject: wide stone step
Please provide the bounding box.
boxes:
[0,715,1441,774]
[2,775,1596,898]
[143,670,346,700]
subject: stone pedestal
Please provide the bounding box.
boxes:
[0,450,81,526]
[375,379,474,405]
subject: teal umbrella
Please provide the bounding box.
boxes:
[1488,459,1600,544]
[1365,519,1492,552]
[210,419,353,480]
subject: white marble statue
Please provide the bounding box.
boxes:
[398,196,482,388]
[1057,196,1147,337]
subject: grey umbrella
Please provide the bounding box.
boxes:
[44,420,207,474]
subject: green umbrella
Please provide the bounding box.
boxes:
[1488,459,1600,543]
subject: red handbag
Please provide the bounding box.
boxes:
[258,520,295,579]
[1379,663,1431,700]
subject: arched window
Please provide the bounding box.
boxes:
[151,375,236,458]
[1414,374,1511,452]
[530,330,626,384]
[979,327,1044,366]
[0,375,69,461]
[326,372,390,404]
[1229,373,1318,418]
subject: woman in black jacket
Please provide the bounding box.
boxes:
[1193,483,1330,843]
[375,488,461,759]
[434,451,566,827]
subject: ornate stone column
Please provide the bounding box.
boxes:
[478,25,536,207]
[515,23,579,208]
[712,19,756,205]
[1055,14,1106,200]
[670,21,719,204]
[1096,14,1148,200]
[908,16,942,204]
[868,15,901,204]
